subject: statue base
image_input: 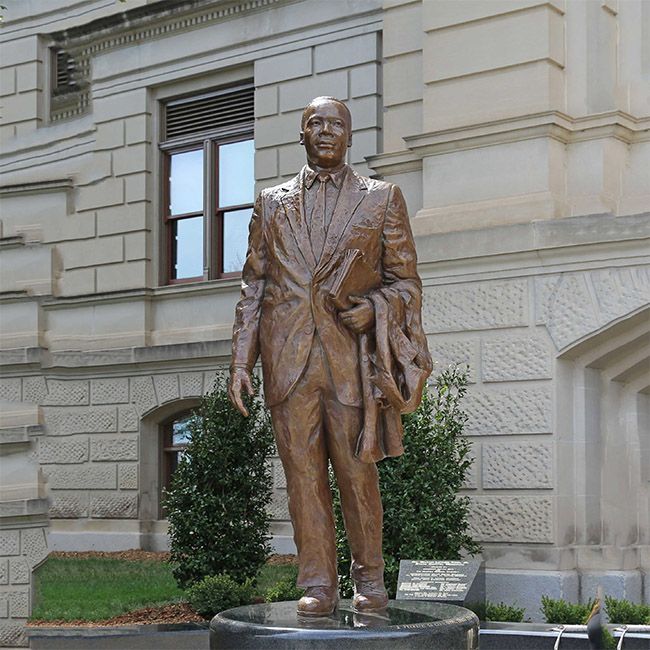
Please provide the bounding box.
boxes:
[210,599,479,649]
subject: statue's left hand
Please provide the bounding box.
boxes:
[339,296,374,333]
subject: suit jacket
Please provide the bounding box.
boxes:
[231,164,431,409]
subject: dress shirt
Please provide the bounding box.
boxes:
[303,163,347,233]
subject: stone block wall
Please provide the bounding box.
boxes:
[254,31,381,186]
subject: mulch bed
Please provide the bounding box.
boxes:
[28,551,298,627]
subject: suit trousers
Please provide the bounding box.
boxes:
[270,335,384,589]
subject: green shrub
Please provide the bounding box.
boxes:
[265,577,305,603]
[541,596,595,624]
[605,597,650,625]
[333,365,481,598]
[186,574,254,618]
[164,372,275,588]
[467,601,526,622]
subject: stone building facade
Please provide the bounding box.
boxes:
[0,0,648,630]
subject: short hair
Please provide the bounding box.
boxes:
[301,96,352,131]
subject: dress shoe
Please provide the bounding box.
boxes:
[352,579,389,612]
[297,586,339,617]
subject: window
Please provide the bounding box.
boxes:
[161,83,255,283]
[161,411,194,512]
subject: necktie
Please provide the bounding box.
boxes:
[310,172,330,260]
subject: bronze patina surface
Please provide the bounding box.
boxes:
[229,97,432,616]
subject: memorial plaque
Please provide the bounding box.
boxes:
[396,560,482,603]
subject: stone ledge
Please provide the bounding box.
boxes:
[0,499,48,520]
[0,425,43,445]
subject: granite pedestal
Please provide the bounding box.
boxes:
[210,600,479,649]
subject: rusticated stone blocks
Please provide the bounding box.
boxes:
[90,493,138,518]
[0,532,19,556]
[90,378,129,404]
[37,437,88,464]
[44,407,117,435]
[118,406,139,432]
[90,437,138,461]
[428,338,478,382]
[153,374,179,404]
[118,464,138,490]
[49,491,89,518]
[130,376,157,414]
[464,386,552,436]
[482,336,552,382]
[180,372,204,398]
[423,279,528,333]
[45,464,117,490]
[482,442,553,489]
[469,496,553,543]
[43,380,89,406]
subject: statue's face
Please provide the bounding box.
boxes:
[300,99,351,169]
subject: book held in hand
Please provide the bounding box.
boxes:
[328,249,381,311]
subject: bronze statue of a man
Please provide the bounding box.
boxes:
[229,96,432,616]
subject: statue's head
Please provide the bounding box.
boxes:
[299,96,352,169]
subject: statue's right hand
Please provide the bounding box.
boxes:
[228,367,254,417]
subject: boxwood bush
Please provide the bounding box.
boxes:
[333,365,481,597]
[164,372,274,588]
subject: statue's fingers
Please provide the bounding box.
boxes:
[243,374,255,396]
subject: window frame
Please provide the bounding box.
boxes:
[160,88,254,285]
[160,410,194,517]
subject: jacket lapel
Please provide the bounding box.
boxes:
[316,167,367,277]
[280,170,317,271]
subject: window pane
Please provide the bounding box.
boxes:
[173,217,203,279]
[223,208,252,273]
[219,140,254,208]
[170,149,203,215]
[172,416,193,446]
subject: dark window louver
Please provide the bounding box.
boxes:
[54,49,77,92]
[165,86,254,140]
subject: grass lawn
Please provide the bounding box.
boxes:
[31,556,297,623]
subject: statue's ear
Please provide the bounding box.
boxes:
[299,131,305,145]
[347,133,352,147]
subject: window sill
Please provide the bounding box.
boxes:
[154,277,242,298]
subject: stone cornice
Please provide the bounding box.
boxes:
[50,0,284,55]
[0,179,73,197]
[402,111,650,158]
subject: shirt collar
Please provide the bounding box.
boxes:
[303,163,348,189]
